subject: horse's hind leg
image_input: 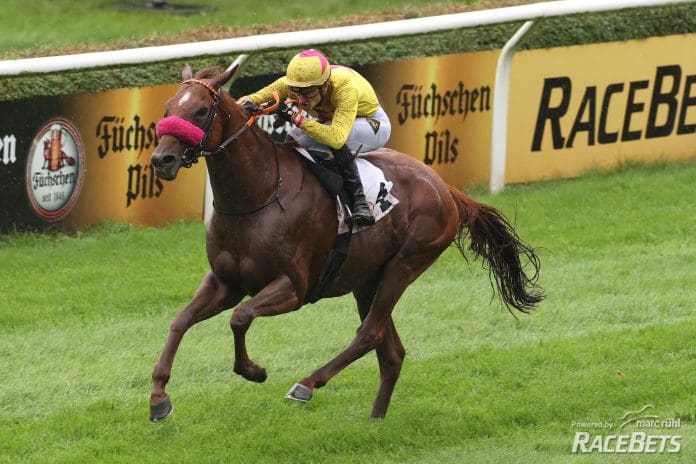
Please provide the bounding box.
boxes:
[150,271,241,422]
[288,250,438,416]
[354,284,406,418]
[371,319,406,418]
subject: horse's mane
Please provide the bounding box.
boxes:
[248,121,299,150]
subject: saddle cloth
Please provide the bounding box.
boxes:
[295,147,400,234]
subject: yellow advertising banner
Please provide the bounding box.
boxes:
[6,34,695,234]
[507,33,696,184]
[361,51,499,188]
[51,85,206,230]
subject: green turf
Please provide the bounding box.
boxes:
[1,160,694,463]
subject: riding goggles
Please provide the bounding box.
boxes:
[289,86,321,98]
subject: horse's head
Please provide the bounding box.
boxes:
[151,63,241,181]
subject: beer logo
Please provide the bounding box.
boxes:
[25,119,85,221]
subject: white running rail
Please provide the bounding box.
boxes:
[0,0,691,76]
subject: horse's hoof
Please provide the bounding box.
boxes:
[252,366,268,383]
[234,363,267,383]
[285,383,313,402]
[150,396,173,422]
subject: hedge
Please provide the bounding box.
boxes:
[1,3,695,101]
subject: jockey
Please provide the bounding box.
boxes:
[238,49,392,227]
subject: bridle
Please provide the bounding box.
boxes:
[175,79,285,216]
[178,79,281,167]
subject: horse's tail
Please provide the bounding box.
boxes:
[448,186,544,314]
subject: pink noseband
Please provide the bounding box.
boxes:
[156,116,205,146]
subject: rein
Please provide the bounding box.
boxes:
[179,79,280,167]
[174,79,285,216]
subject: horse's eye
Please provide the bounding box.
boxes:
[195,107,208,118]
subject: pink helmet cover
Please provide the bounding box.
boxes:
[299,49,328,73]
[156,116,205,146]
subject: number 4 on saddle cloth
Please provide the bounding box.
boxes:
[294,146,400,303]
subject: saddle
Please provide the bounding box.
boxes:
[294,147,399,302]
[296,148,398,231]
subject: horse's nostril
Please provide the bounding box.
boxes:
[158,154,176,167]
[162,155,176,166]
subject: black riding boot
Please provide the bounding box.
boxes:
[331,145,375,227]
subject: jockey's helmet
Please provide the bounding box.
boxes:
[283,49,331,88]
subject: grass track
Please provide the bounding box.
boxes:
[0,160,695,463]
[1,0,488,54]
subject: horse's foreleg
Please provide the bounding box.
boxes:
[150,271,241,421]
[230,275,300,383]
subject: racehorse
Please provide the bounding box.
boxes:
[148,62,544,422]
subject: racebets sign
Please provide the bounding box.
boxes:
[506,33,696,183]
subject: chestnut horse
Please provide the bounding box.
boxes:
[148,63,543,421]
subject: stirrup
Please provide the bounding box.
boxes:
[343,204,374,228]
[353,214,375,227]
[351,205,375,227]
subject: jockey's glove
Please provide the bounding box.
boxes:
[276,101,305,127]
[241,100,261,115]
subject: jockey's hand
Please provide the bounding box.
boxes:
[241,100,261,115]
[276,101,305,127]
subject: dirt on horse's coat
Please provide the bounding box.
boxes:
[148,63,544,422]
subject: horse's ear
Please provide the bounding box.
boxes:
[182,63,193,81]
[211,55,249,90]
